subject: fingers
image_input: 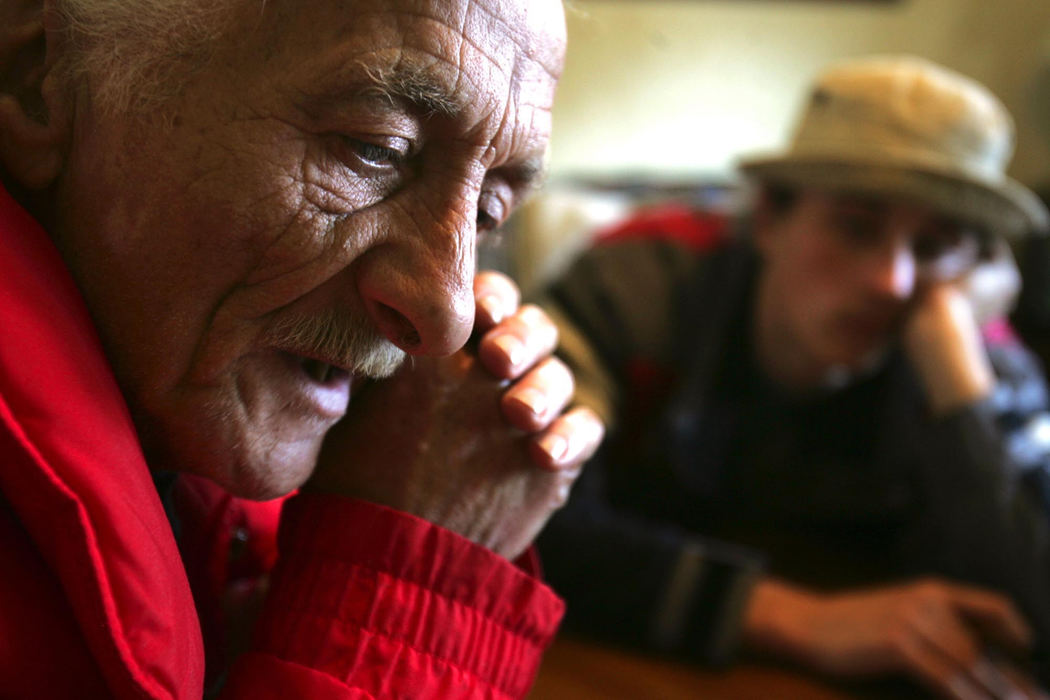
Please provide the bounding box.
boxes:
[528,405,605,472]
[909,602,981,676]
[478,303,559,380]
[896,631,986,700]
[970,658,1040,700]
[907,606,1011,699]
[471,271,606,475]
[995,657,1050,700]
[899,582,1036,699]
[944,584,1033,652]
[502,356,573,431]
[474,270,520,331]
[499,351,603,470]
[902,644,1030,700]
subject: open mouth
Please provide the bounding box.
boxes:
[299,356,351,385]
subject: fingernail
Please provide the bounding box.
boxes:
[539,433,568,463]
[972,658,1023,700]
[948,674,988,700]
[514,387,547,418]
[493,334,525,368]
[478,294,505,324]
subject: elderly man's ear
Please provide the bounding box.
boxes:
[0,0,72,191]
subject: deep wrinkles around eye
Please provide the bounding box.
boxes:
[303,148,396,215]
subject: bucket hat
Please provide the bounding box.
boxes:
[738,55,1049,237]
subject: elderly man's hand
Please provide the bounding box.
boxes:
[305,271,604,560]
[745,578,1042,699]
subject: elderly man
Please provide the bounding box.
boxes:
[0,0,604,697]
[538,56,1050,697]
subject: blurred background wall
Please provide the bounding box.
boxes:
[511,0,1050,293]
[551,0,1050,183]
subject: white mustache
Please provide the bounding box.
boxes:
[266,308,406,379]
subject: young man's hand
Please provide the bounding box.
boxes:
[902,241,1022,415]
[744,578,1043,699]
[902,281,995,416]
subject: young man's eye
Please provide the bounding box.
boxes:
[913,235,950,262]
[833,214,882,246]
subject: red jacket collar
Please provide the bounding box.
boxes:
[0,185,204,697]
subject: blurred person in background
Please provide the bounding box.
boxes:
[1011,46,1050,374]
[538,55,1050,697]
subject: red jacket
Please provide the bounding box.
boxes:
[0,185,564,698]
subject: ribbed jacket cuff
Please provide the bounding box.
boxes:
[252,493,565,699]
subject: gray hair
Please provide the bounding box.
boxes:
[54,0,238,114]
[265,307,406,380]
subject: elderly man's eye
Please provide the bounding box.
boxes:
[339,136,410,169]
[476,192,507,234]
[477,209,498,233]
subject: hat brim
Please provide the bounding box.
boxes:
[738,155,1049,238]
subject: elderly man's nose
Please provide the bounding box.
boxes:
[367,279,473,356]
[355,185,484,356]
[357,241,475,357]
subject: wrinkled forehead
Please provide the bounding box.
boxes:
[256,0,565,116]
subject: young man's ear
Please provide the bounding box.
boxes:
[0,0,72,190]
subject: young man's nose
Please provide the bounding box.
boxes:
[866,237,918,301]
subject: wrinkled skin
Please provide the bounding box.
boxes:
[309,276,604,560]
[23,0,581,499]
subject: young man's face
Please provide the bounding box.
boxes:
[47,0,566,498]
[754,187,981,382]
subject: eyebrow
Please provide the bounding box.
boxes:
[299,57,464,122]
[354,60,462,118]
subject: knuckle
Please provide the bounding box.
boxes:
[539,355,573,386]
[518,303,551,327]
[567,408,605,450]
[885,625,913,658]
[519,305,558,343]
[550,469,581,509]
[914,580,943,600]
[576,405,604,428]
[476,269,508,285]
[476,269,518,296]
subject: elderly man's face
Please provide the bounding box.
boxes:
[48,0,565,497]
